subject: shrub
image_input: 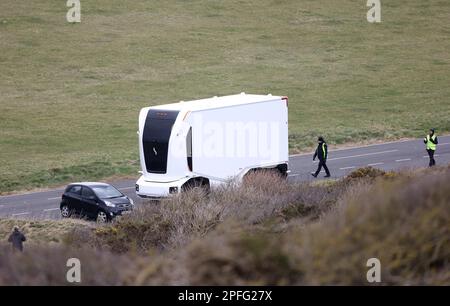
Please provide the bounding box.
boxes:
[132,168,450,285]
[133,226,300,285]
[0,245,137,285]
[65,172,349,253]
[2,167,449,285]
[292,170,450,285]
[345,166,387,180]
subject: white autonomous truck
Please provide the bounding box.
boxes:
[136,93,289,198]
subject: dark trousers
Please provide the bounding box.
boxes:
[315,159,330,176]
[427,149,436,167]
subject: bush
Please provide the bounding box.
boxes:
[5,168,447,285]
[65,171,350,253]
[132,168,450,285]
[133,226,300,285]
[345,166,387,181]
[291,170,450,285]
[0,245,137,285]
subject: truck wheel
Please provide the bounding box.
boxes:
[182,178,210,193]
[243,167,286,186]
[276,164,289,179]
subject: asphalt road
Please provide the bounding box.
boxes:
[1,135,449,220]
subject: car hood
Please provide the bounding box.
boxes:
[103,196,130,205]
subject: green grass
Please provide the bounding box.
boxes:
[1,0,449,193]
[0,157,138,192]
[0,218,91,245]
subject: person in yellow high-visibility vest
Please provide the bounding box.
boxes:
[312,136,331,178]
[424,128,438,167]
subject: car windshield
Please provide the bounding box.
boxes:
[92,185,123,199]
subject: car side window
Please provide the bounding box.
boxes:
[81,187,95,199]
[68,185,82,195]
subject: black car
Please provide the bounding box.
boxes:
[60,182,134,222]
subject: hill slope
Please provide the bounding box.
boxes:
[1,0,449,192]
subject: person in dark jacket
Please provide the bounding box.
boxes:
[311,136,331,178]
[8,226,26,252]
[424,128,438,167]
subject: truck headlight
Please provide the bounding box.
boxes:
[169,186,178,194]
[135,184,139,192]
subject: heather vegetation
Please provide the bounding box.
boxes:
[1,166,448,285]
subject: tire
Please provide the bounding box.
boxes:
[256,166,287,178]
[60,205,71,218]
[96,210,109,223]
[242,167,286,186]
[276,164,289,179]
[181,178,210,193]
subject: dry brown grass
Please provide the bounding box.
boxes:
[66,171,348,253]
[1,168,448,285]
[294,169,450,285]
[132,168,449,285]
[0,244,138,285]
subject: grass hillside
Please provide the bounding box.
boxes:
[1,0,450,192]
[0,166,448,285]
[0,218,91,245]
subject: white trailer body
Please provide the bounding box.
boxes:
[136,93,289,198]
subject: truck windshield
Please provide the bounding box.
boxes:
[142,110,179,174]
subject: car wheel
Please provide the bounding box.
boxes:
[96,211,108,223]
[61,205,71,218]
